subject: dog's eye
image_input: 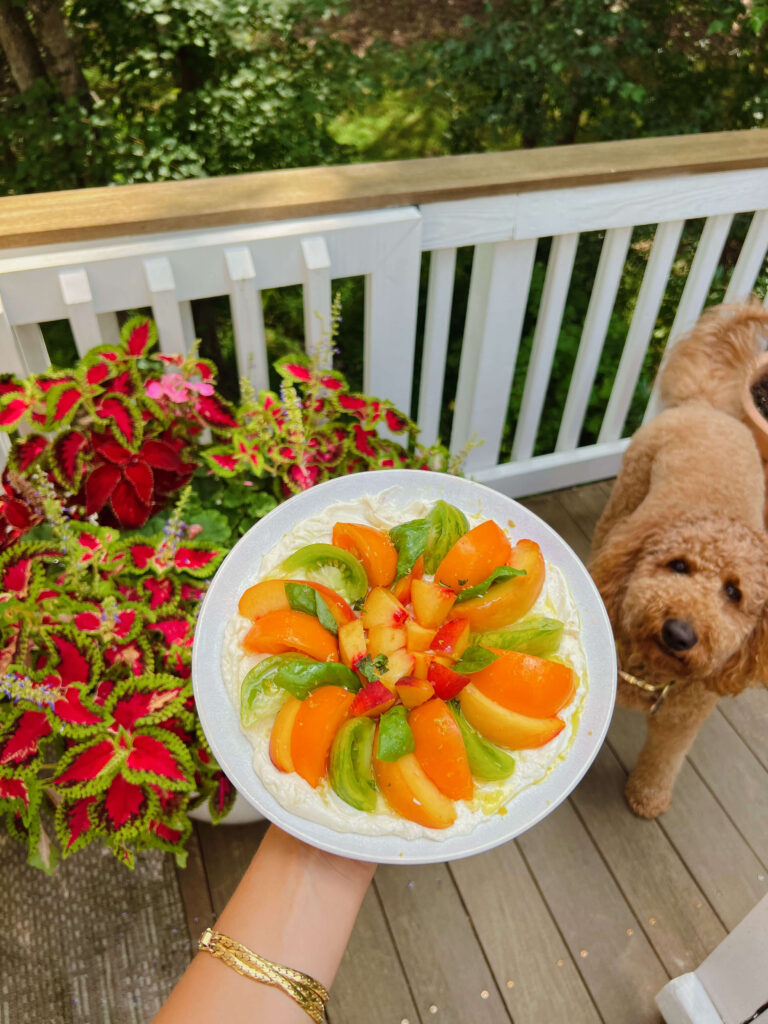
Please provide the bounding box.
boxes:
[667,559,689,574]
[724,581,742,604]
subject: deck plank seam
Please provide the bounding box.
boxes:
[565,795,672,984]
[714,701,768,773]
[602,736,732,936]
[370,877,427,1024]
[513,836,609,1024]
[444,861,516,1023]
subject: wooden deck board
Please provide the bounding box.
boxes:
[175,480,768,1024]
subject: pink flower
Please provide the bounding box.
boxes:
[145,374,214,403]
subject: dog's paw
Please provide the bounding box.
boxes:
[625,775,671,818]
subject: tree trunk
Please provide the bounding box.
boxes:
[0,0,46,92]
[26,0,88,102]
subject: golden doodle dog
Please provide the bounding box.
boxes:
[589,302,768,818]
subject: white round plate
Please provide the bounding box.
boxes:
[192,470,616,864]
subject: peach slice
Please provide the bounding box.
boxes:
[238,579,289,620]
[291,686,355,788]
[411,578,457,630]
[405,619,436,653]
[472,649,576,718]
[395,676,435,709]
[349,680,397,718]
[391,555,424,604]
[367,625,408,658]
[409,698,474,800]
[378,648,415,691]
[427,661,471,700]
[452,539,545,632]
[411,652,433,680]
[269,696,302,773]
[361,587,408,629]
[431,618,471,659]
[458,683,565,749]
[374,745,457,829]
[338,619,366,670]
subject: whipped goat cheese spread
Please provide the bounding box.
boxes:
[221,490,587,840]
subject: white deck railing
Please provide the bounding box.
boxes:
[1,131,767,493]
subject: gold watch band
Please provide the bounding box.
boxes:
[198,927,329,1023]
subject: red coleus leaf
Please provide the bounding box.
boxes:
[127,321,151,356]
[86,363,109,386]
[143,577,174,609]
[0,380,24,397]
[215,773,233,814]
[180,583,204,602]
[149,619,191,646]
[149,820,182,842]
[339,395,367,414]
[3,558,31,597]
[85,462,121,515]
[65,796,96,847]
[78,531,100,552]
[111,479,150,529]
[105,774,145,827]
[173,548,216,570]
[385,409,407,432]
[124,461,153,506]
[108,370,133,395]
[210,452,238,471]
[127,735,185,781]
[353,424,376,457]
[55,431,89,485]
[53,687,102,726]
[52,635,90,685]
[95,396,137,446]
[0,776,28,805]
[127,544,155,569]
[140,439,187,472]
[92,434,131,465]
[15,434,48,471]
[73,612,100,631]
[48,386,81,424]
[0,711,51,765]
[56,739,116,784]
[195,394,237,427]
[289,463,320,490]
[0,398,30,427]
[282,362,311,382]
[320,375,343,390]
[111,688,183,730]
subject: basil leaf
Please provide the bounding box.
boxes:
[314,593,338,636]
[454,565,526,603]
[389,518,429,579]
[453,645,500,673]
[285,581,317,616]
[356,653,389,683]
[423,501,469,574]
[377,706,415,762]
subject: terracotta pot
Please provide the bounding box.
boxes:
[742,351,768,460]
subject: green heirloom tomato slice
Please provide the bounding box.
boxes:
[376,705,415,762]
[423,501,469,575]
[279,543,367,603]
[448,703,515,781]
[329,717,378,813]
[240,655,360,727]
[474,616,564,657]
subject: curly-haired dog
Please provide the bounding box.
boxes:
[589,302,768,818]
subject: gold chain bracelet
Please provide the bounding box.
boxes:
[198,927,329,1022]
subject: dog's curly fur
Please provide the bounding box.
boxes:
[589,302,768,818]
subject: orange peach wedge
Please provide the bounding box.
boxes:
[458,683,565,749]
[374,743,456,829]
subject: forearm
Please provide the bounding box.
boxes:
[155,825,375,1023]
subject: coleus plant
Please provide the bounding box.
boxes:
[0,310,459,870]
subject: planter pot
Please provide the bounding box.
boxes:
[742,351,768,459]
[188,790,264,825]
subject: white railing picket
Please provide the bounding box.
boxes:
[643,212,733,421]
[179,301,197,351]
[724,209,768,303]
[511,232,579,461]
[143,256,189,355]
[300,236,332,364]
[418,247,457,446]
[598,219,684,443]
[224,246,269,393]
[13,325,49,374]
[58,269,104,357]
[556,226,633,452]
[0,293,26,377]
[363,214,422,438]
[451,239,537,471]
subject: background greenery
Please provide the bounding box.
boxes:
[2,0,767,453]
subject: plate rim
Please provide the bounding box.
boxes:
[192,469,616,865]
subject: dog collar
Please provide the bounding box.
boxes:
[618,668,674,715]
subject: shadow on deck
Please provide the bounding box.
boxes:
[175,480,768,1024]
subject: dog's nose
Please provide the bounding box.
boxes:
[661,618,698,651]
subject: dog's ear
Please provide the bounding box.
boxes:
[716,604,768,696]
[589,520,650,627]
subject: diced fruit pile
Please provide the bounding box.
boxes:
[236,501,577,830]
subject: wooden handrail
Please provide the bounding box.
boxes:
[1,130,767,249]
